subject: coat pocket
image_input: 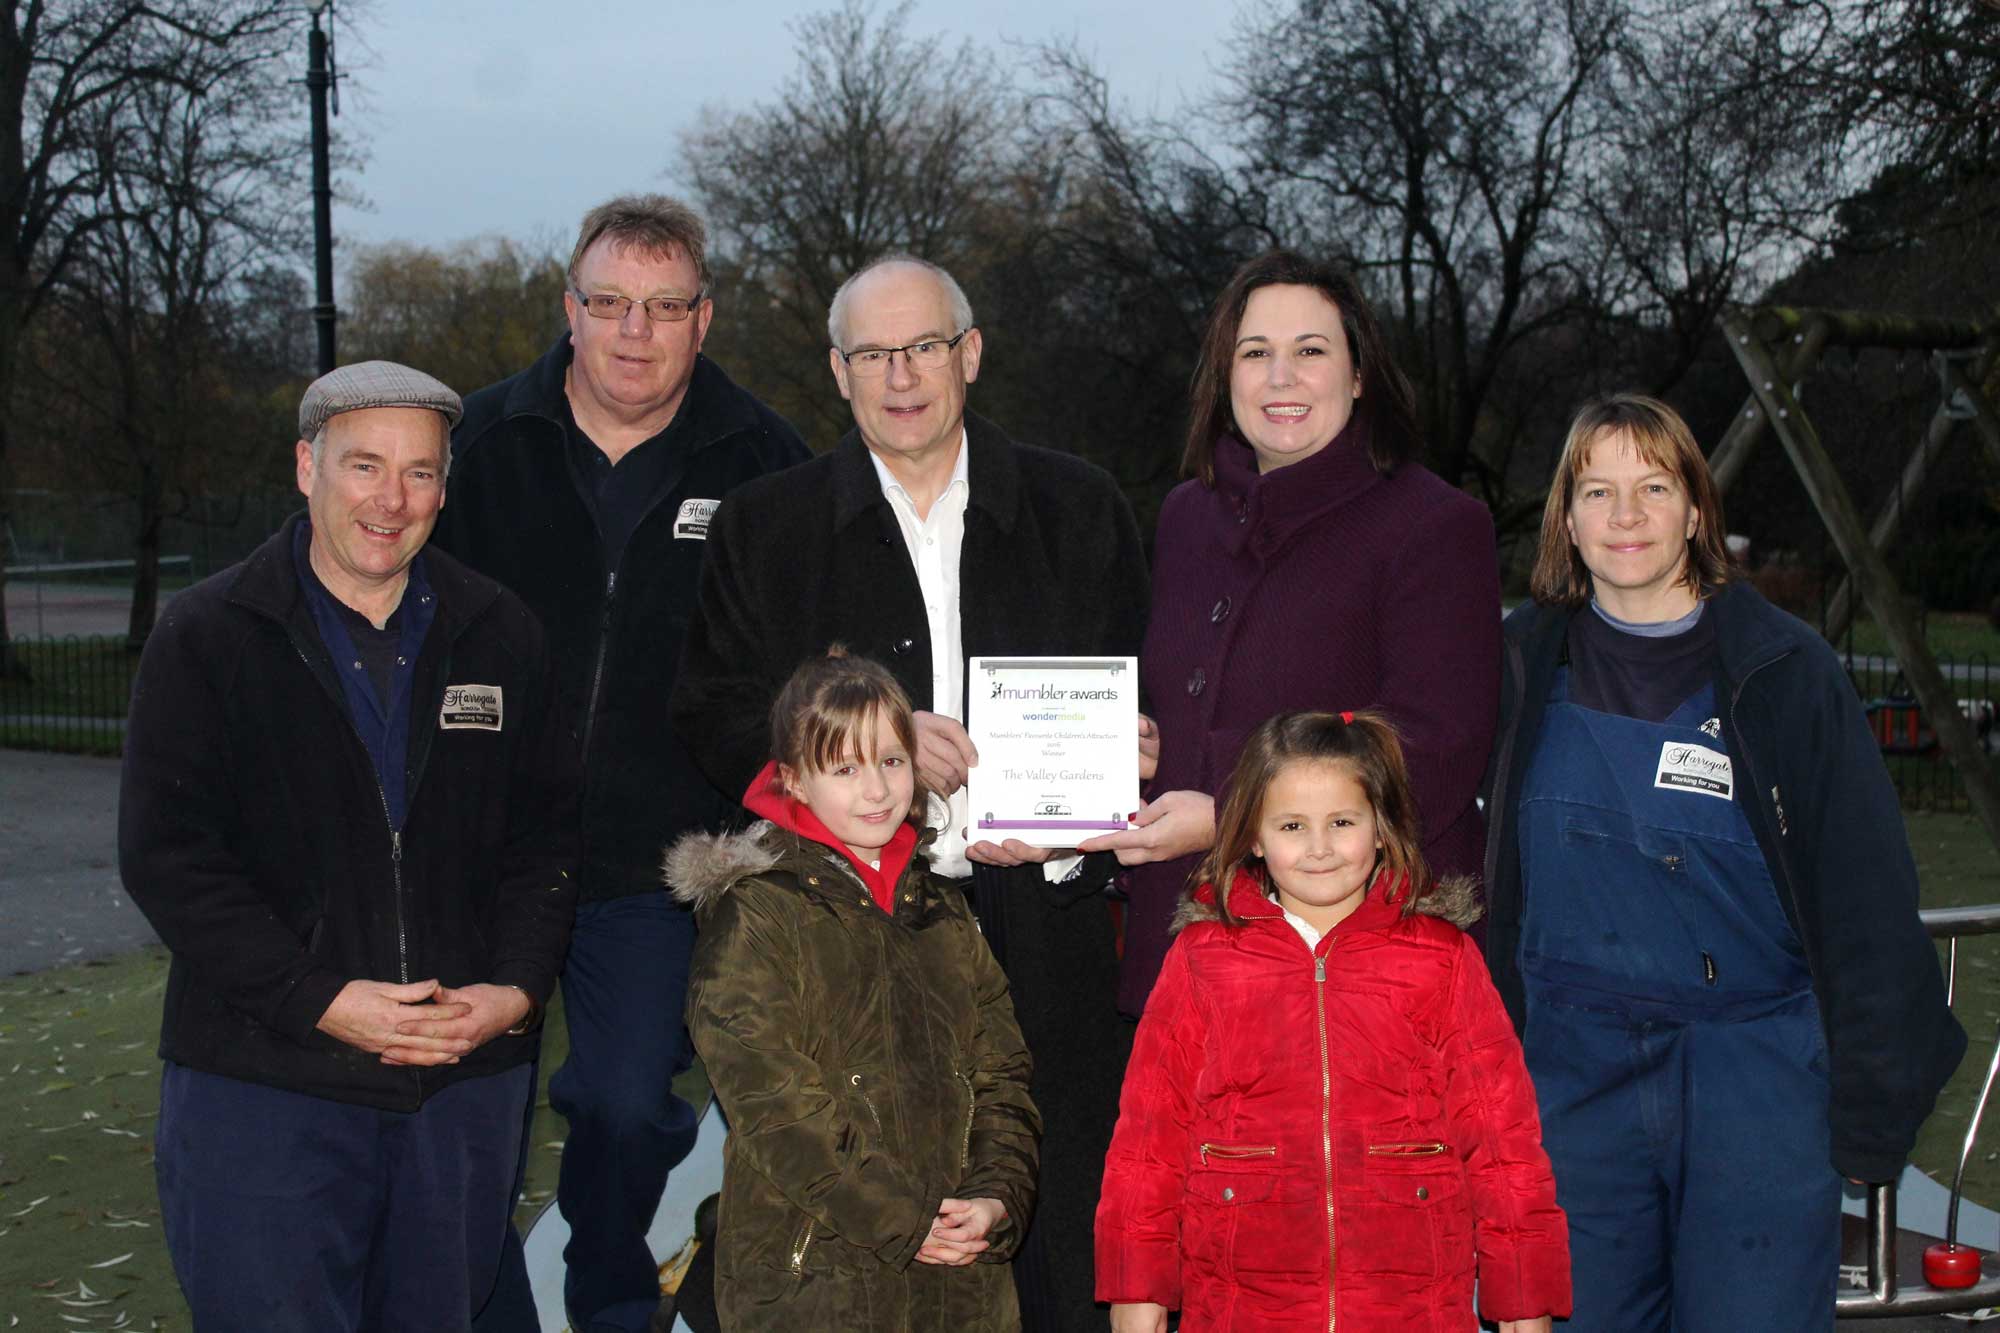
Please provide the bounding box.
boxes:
[953,1068,976,1173]
[1186,1169,1283,1205]
[1362,1140,1464,1204]
[1198,1140,1278,1168]
[845,1070,887,1142]
[1356,1138,1474,1282]
[786,1213,817,1277]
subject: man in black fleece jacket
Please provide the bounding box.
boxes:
[120,362,581,1331]
[430,195,807,1333]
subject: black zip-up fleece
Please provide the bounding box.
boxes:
[1481,581,1965,1182]
[119,515,581,1111]
[432,338,809,901]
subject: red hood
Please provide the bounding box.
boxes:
[1201,865,1410,941]
[742,760,917,914]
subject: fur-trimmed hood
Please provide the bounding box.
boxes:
[663,819,944,915]
[1169,869,1484,935]
[663,822,785,910]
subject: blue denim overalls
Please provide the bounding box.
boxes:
[1518,670,1839,1330]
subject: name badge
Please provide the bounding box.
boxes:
[674,498,719,540]
[440,684,503,731]
[1655,741,1731,800]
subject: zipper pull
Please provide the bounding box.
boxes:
[1315,956,1325,982]
[391,830,403,864]
[1702,950,1717,986]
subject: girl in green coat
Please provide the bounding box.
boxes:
[669,649,1040,1331]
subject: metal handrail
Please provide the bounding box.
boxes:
[1838,903,2000,1317]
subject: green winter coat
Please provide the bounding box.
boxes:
[669,821,1040,1332]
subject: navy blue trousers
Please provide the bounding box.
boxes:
[156,1060,531,1333]
[549,894,701,1330]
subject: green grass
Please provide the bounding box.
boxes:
[1844,611,2000,665]
[0,955,704,1329]
[0,724,124,758]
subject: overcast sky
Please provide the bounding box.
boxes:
[328,0,1238,255]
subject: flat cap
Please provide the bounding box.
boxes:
[298,360,463,441]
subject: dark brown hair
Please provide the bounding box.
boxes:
[1529,393,1735,608]
[768,646,926,827]
[567,194,710,297]
[1182,251,1420,487]
[1195,709,1430,925]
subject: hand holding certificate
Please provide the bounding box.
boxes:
[967,657,1139,849]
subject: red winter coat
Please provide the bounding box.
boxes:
[1095,870,1569,1331]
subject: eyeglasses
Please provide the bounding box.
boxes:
[571,289,705,323]
[836,329,971,377]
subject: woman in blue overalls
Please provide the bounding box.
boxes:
[1481,394,1964,1329]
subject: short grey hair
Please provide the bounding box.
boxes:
[826,254,975,349]
[569,194,710,297]
[309,412,453,481]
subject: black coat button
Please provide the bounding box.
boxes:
[1187,668,1206,697]
[893,638,915,655]
[1211,597,1231,623]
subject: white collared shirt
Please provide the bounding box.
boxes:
[870,432,974,878]
[1270,893,1326,950]
[868,433,1081,886]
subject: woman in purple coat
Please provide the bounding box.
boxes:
[1082,251,1501,1015]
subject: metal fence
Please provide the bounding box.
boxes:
[0,635,136,754]
[1844,651,2000,814]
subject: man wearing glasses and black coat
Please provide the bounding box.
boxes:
[432,194,808,1333]
[674,254,1150,1332]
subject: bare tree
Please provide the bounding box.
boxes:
[1766,0,1999,179]
[1224,0,1630,499]
[1010,45,1280,505]
[0,0,306,672]
[1574,4,1840,391]
[26,27,303,648]
[677,0,1019,438]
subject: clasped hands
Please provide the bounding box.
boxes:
[914,1196,1006,1266]
[315,978,531,1066]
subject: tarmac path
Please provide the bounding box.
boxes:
[0,746,157,974]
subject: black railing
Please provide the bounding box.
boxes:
[1845,650,2000,814]
[1,635,136,755]
[1840,904,2000,1317]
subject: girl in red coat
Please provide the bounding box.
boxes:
[1096,710,1570,1332]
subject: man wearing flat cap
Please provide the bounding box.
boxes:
[120,361,581,1330]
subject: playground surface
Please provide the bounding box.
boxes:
[0,749,155,976]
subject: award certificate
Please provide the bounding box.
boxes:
[967,656,1138,848]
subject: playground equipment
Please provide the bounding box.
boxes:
[1716,304,2000,858]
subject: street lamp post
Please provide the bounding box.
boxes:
[306,2,337,376]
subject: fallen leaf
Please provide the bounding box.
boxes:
[86,1254,132,1269]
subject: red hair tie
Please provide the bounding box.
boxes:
[1339,710,1354,724]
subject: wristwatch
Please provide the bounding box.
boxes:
[500,985,543,1036]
